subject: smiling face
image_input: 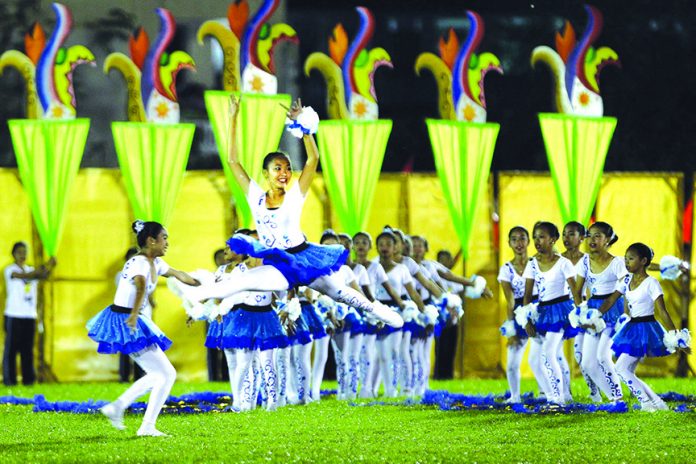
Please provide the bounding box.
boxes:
[148,229,169,257]
[263,156,292,190]
[562,225,584,251]
[624,249,646,273]
[587,226,610,253]
[533,228,555,254]
[508,230,529,256]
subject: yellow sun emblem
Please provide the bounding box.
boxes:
[353,100,368,118]
[463,104,476,122]
[156,102,170,118]
[51,106,64,118]
[251,75,265,92]
[579,92,590,106]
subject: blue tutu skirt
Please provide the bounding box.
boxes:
[612,319,669,358]
[226,234,348,288]
[377,305,402,338]
[349,310,369,336]
[588,296,624,336]
[205,319,224,349]
[536,299,575,336]
[221,307,289,351]
[300,302,327,340]
[86,306,172,355]
[288,311,312,346]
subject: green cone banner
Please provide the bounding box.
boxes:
[9,119,90,256]
[112,122,195,225]
[205,91,291,228]
[317,120,392,235]
[539,113,617,225]
[426,119,499,259]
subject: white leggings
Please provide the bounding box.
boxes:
[197,266,378,314]
[275,347,290,406]
[347,333,363,399]
[528,336,550,397]
[377,331,402,397]
[291,342,312,403]
[226,348,276,411]
[410,336,427,396]
[331,331,351,399]
[506,340,527,402]
[114,345,176,428]
[399,331,413,394]
[615,354,660,405]
[574,332,601,400]
[541,331,565,403]
[420,335,434,395]
[359,334,378,398]
[311,337,330,400]
[581,331,623,401]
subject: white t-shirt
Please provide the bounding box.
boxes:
[352,263,370,287]
[334,265,357,287]
[114,256,170,312]
[364,260,388,298]
[399,256,421,277]
[230,263,273,306]
[247,179,306,249]
[576,255,628,297]
[115,270,153,319]
[498,262,528,301]
[523,255,576,302]
[374,262,412,301]
[614,274,662,318]
[414,262,434,300]
[4,264,38,319]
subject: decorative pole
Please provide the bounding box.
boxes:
[531,4,620,225]
[0,2,95,381]
[104,8,196,225]
[198,0,296,228]
[415,10,502,259]
[305,6,393,235]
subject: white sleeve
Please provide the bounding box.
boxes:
[611,257,628,280]
[341,265,357,286]
[403,257,420,276]
[356,265,370,287]
[155,258,170,276]
[122,257,149,280]
[575,255,589,280]
[372,263,388,287]
[401,265,414,286]
[614,274,630,295]
[5,265,16,283]
[561,258,577,280]
[497,264,512,283]
[246,179,265,206]
[522,260,535,280]
[647,278,664,301]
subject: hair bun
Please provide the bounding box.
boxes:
[132,220,145,234]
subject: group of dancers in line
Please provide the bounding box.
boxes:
[499,220,692,411]
[85,97,487,436]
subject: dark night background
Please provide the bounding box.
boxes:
[0,0,693,173]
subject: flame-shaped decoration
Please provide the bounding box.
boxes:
[415,10,502,122]
[531,4,620,116]
[197,0,298,94]
[104,8,195,123]
[305,6,392,120]
[0,2,95,119]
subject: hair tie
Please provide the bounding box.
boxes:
[134,220,145,234]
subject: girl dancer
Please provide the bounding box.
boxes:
[523,221,581,405]
[89,221,199,436]
[353,231,396,398]
[574,222,625,402]
[559,221,593,402]
[188,96,401,329]
[597,243,689,411]
[498,226,549,403]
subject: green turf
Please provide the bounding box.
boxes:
[1,378,695,463]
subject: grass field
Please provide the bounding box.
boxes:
[1,378,695,463]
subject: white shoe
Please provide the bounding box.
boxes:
[100,403,125,430]
[136,427,170,437]
[651,398,670,411]
[505,396,521,404]
[370,302,403,328]
[640,402,658,412]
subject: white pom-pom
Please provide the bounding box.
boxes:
[568,304,584,329]
[423,304,440,326]
[513,305,528,327]
[500,319,517,338]
[186,301,214,321]
[664,328,691,353]
[285,106,319,138]
[316,295,335,315]
[464,275,487,299]
[660,255,685,280]
[401,301,419,323]
[333,303,349,320]
[584,307,606,334]
[444,293,462,309]
[285,298,302,321]
[514,302,538,327]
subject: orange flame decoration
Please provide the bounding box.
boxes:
[128,27,149,70]
[24,22,46,65]
[227,0,249,40]
[329,23,348,66]
[555,21,576,64]
[438,28,459,71]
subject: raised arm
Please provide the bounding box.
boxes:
[227,95,251,194]
[164,268,201,286]
[285,98,319,195]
